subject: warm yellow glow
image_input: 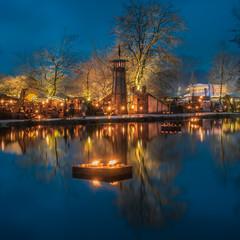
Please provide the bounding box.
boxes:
[91,180,101,187]
[200,96,203,99]
[199,128,203,142]
[140,107,143,110]
[26,93,37,102]
[10,100,13,104]
[108,160,117,166]
[91,160,100,166]
[1,100,4,103]
[122,106,125,110]
[36,110,38,113]
[1,141,5,151]
[46,99,49,103]
[132,126,135,133]
[60,103,64,106]
[87,97,90,101]
[10,132,13,141]
[132,105,134,109]
[137,85,140,90]
[46,136,49,145]
[42,101,45,104]
[108,107,111,111]
[96,103,99,107]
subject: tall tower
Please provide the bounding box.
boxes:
[111,46,128,114]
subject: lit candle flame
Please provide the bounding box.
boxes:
[108,160,117,166]
[91,160,100,166]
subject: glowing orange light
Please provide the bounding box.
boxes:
[10,100,13,104]
[132,105,134,109]
[46,99,49,103]
[1,100,4,103]
[140,107,143,110]
[91,180,101,187]
[60,103,64,106]
[36,110,38,113]
[110,182,119,186]
[108,107,111,111]
[91,160,100,166]
[122,106,125,110]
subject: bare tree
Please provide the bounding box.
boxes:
[71,47,113,99]
[0,75,32,97]
[17,31,78,97]
[113,0,185,88]
[209,45,239,103]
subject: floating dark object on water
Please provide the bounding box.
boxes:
[161,122,181,132]
[72,160,133,182]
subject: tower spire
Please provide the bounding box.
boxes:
[118,45,121,58]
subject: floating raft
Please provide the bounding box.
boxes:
[72,164,133,182]
[161,123,181,132]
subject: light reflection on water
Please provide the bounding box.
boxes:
[0,118,240,239]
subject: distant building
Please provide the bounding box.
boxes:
[185,83,227,98]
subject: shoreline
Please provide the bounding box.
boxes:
[0,112,239,128]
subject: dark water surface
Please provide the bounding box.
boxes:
[0,119,240,240]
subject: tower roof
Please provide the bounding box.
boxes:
[111,59,128,62]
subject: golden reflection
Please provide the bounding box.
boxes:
[1,140,5,151]
[199,128,203,142]
[91,180,101,187]
[110,181,119,186]
[46,136,50,145]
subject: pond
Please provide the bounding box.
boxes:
[0,118,240,240]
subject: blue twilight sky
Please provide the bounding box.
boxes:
[0,0,239,75]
